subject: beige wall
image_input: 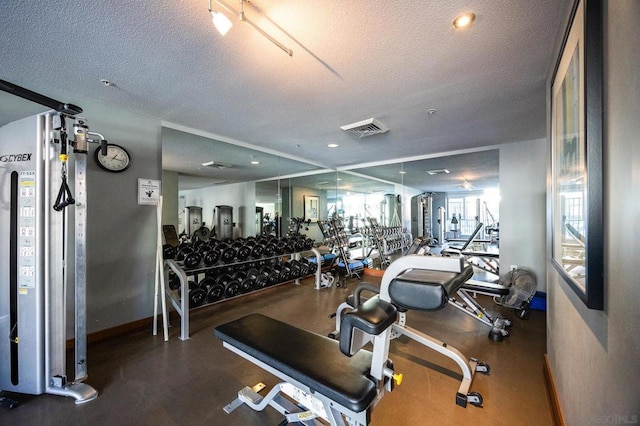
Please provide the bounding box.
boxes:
[547,1,640,423]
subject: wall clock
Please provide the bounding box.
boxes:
[94,143,131,172]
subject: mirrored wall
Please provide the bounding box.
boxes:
[162,126,499,242]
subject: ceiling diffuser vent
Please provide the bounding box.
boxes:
[202,161,233,169]
[340,118,389,138]
[426,169,450,175]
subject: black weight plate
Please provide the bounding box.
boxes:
[236,244,251,261]
[275,241,287,255]
[206,283,225,303]
[168,272,180,290]
[188,280,198,290]
[198,276,215,290]
[246,268,259,280]
[176,246,193,262]
[203,250,220,266]
[299,262,310,276]
[183,252,202,269]
[162,244,177,260]
[189,288,206,308]
[291,264,302,278]
[267,269,280,286]
[263,243,277,257]
[255,274,268,289]
[231,240,244,249]
[239,277,254,294]
[250,244,265,258]
[279,268,291,282]
[215,273,232,287]
[221,246,237,263]
[305,238,314,250]
[224,280,241,298]
[232,270,247,281]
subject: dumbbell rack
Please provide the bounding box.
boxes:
[162,235,319,340]
[317,218,364,281]
[366,218,412,256]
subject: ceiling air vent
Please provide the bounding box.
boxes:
[340,118,389,138]
[202,161,233,169]
[426,169,450,175]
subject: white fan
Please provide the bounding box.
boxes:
[497,269,537,318]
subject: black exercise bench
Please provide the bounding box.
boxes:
[214,296,399,425]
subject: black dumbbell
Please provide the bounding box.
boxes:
[203,249,221,267]
[254,271,269,289]
[176,245,194,262]
[206,283,225,303]
[250,243,265,258]
[183,251,202,269]
[162,244,177,260]
[189,288,206,308]
[220,245,237,263]
[224,280,241,298]
[168,270,180,290]
[289,260,302,278]
[236,244,252,261]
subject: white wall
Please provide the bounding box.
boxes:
[547,1,640,423]
[499,138,548,286]
[180,181,256,238]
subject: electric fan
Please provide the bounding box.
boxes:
[497,268,537,319]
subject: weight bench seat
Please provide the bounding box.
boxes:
[389,264,474,311]
[462,279,509,296]
[214,313,377,413]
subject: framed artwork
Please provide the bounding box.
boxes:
[304,195,319,222]
[550,0,603,309]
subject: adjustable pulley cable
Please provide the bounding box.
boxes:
[53,115,75,211]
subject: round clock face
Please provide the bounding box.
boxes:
[94,144,131,172]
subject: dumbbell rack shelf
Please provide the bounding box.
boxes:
[163,248,322,341]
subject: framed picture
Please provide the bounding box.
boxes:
[550,0,603,310]
[304,195,319,223]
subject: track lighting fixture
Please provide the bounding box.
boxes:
[208,0,293,56]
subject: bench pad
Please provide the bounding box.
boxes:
[389,264,474,311]
[214,314,377,413]
[462,279,509,296]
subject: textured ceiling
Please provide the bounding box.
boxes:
[0,0,568,192]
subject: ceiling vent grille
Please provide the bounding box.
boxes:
[426,169,450,175]
[340,118,389,138]
[202,161,233,169]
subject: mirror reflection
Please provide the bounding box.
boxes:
[162,127,499,259]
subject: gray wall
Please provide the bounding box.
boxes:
[83,103,161,334]
[546,1,640,423]
[499,138,547,285]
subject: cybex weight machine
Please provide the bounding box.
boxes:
[0,80,99,404]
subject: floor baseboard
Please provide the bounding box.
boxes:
[543,354,565,426]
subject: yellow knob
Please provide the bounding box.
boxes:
[59,154,68,162]
[393,373,403,386]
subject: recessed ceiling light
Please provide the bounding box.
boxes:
[399,171,406,174]
[328,143,339,148]
[427,108,436,115]
[453,12,475,29]
[202,161,215,166]
[250,160,260,165]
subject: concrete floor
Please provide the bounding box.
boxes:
[1,276,553,425]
